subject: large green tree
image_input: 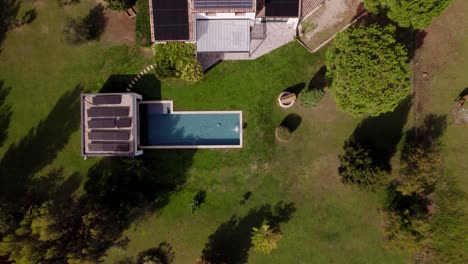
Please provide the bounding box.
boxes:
[325,24,410,117]
[364,0,452,29]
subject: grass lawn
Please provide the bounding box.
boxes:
[0,0,416,263]
[102,44,408,264]
[411,0,468,261]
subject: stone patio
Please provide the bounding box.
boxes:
[198,21,297,69]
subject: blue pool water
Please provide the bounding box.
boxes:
[146,109,241,146]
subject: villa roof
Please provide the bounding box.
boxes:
[265,0,300,17]
[196,19,251,52]
[194,0,253,9]
[151,0,190,41]
[80,93,142,157]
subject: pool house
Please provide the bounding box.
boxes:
[80,93,243,158]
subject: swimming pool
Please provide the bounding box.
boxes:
[139,101,242,148]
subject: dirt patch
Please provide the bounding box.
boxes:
[101,10,135,45]
[299,0,363,50]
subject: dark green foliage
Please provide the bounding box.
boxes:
[338,142,387,190]
[104,0,135,11]
[135,0,151,46]
[381,208,430,252]
[153,42,204,81]
[381,115,448,254]
[298,89,324,107]
[398,114,446,196]
[364,0,452,29]
[325,24,410,117]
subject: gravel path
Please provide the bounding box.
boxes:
[301,0,363,47]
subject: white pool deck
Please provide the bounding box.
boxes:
[139,100,243,149]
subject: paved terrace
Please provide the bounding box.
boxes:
[198,21,296,68]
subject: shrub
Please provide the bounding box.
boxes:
[325,24,410,117]
[298,89,324,107]
[275,126,292,142]
[104,0,134,11]
[364,0,452,29]
[135,0,151,46]
[251,224,282,254]
[153,42,204,81]
[338,142,387,190]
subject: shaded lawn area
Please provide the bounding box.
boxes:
[103,43,409,263]
[0,0,151,180]
[411,0,468,261]
[0,0,410,262]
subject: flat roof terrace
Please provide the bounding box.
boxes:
[80,93,143,157]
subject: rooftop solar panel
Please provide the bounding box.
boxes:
[194,0,253,9]
[88,142,130,152]
[265,0,299,17]
[89,130,131,140]
[87,107,130,117]
[117,117,132,128]
[92,95,122,105]
[153,0,189,40]
[88,119,116,129]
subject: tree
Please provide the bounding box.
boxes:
[398,144,441,195]
[364,0,452,29]
[325,24,410,117]
[338,142,387,190]
[154,42,204,81]
[251,224,282,254]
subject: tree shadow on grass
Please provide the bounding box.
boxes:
[137,242,175,264]
[0,85,83,205]
[100,74,162,100]
[0,81,12,147]
[85,4,107,40]
[280,113,302,133]
[201,201,296,264]
[284,83,305,95]
[343,96,412,171]
[456,87,468,100]
[0,0,20,53]
[307,66,327,91]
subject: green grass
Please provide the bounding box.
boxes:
[0,0,413,263]
[412,0,468,261]
[103,45,408,263]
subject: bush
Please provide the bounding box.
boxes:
[251,224,282,255]
[275,126,292,142]
[135,0,151,46]
[298,89,324,107]
[325,24,410,117]
[338,142,387,190]
[104,0,134,11]
[153,42,204,81]
[364,0,452,29]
